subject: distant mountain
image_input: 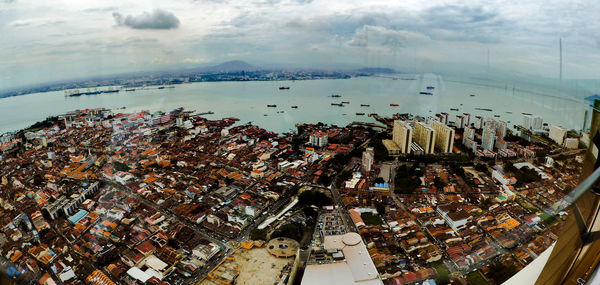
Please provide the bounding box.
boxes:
[196,60,257,73]
[355,67,397,74]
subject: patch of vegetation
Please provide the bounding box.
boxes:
[271,222,304,242]
[466,270,489,285]
[504,162,541,186]
[112,161,130,172]
[430,261,450,284]
[298,190,333,207]
[394,164,422,194]
[361,212,383,225]
[488,262,518,284]
[249,228,267,241]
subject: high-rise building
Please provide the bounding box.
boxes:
[462,113,471,128]
[392,120,413,154]
[309,132,328,147]
[413,122,436,154]
[440,112,449,124]
[549,125,567,145]
[523,115,532,130]
[533,116,543,130]
[484,117,496,129]
[463,126,476,143]
[496,138,508,150]
[432,121,455,153]
[361,147,374,174]
[455,115,464,129]
[473,116,483,129]
[481,125,495,150]
[496,120,507,138]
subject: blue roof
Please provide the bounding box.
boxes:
[68,209,89,224]
[585,94,600,102]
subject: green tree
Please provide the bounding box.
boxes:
[250,228,267,241]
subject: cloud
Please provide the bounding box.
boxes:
[83,6,118,13]
[113,9,180,30]
[9,18,65,28]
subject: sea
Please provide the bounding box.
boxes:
[0,74,592,135]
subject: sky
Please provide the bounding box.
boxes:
[1,0,600,90]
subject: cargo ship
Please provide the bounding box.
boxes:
[125,89,136,92]
[522,112,532,115]
[450,108,459,111]
[279,86,290,90]
[360,104,370,107]
[331,103,343,106]
[330,94,342,98]
[390,104,399,107]
[419,91,433,95]
[267,104,277,107]
[476,107,493,112]
[356,113,365,116]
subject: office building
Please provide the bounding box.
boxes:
[361,148,374,174]
[392,120,413,154]
[413,122,436,154]
[482,125,495,151]
[549,125,567,145]
[432,121,455,153]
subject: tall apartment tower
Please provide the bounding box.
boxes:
[414,122,436,154]
[392,120,413,154]
[481,125,496,150]
[431,121,455,153]
[361,147,374,174]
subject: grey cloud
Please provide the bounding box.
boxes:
[83,6,118,13]
[112,9,180,30]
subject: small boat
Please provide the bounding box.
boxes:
[263,114,268,116]
[158,86,165,89]
[506,111,513,114]
[331,103,343,106]
[279,86,290,90]
[331,94,341,98]
[476,107,493,111]
[470,94,476,97]
[426,86,435,90]
[341,101,350,104]
[125,89,136,92]
[360,104,370,107]
[277,111,285,114]
[390,104,399,107]
[291,106,298,109]
[522,112,532,115]
[450,108,459,111]
[356,113,365,116]
[494,115,500,118]
[460,104,463,106]
[419,92,433,95]
[267,104,277,107]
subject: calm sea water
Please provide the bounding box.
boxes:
[0,74,590,134]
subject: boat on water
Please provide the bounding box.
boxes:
[470,94,476,97]
[158,86,165,89]
[360,104,370,107]
[331,103,344,106]
[494,115,500,118]
[419,91,433,95]
[476,107,493,111]
[267,104,277,107]
[263,114,268,116]
[291,106,298,109]
[390,104,399,107]
[356,113,365,116]
[341,101,350,104]
[277,111,285,113]
[426,86,435,90]
[279,86,290,90]
[450,108,459,111]
[330,94,341,98]
[506,111,513,114]
[125,89,136,92]
[522,112,532,115]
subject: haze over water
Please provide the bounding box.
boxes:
[0,75,590,134]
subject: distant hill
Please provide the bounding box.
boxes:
[355,67,397,74]
[195,60,257,73]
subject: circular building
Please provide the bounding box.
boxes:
[266,237,299,258]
